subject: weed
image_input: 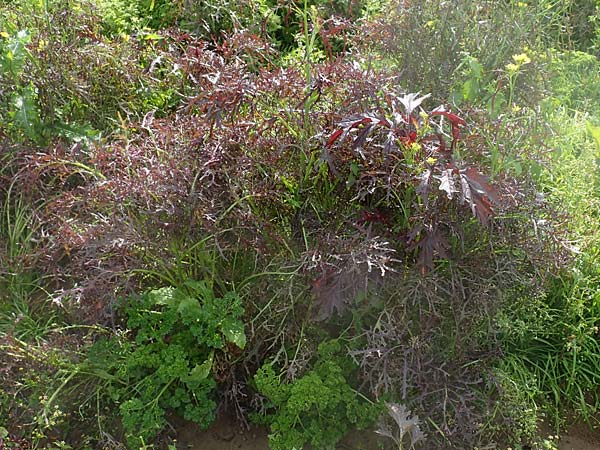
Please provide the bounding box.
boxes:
[543,50,600,114]
[0,182,61,344]
[496,80,600,435]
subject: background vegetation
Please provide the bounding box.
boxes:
[1,0,599,448]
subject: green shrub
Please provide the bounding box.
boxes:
[357,0,598,103]
[0,29,47,144]
[495,98,600,432]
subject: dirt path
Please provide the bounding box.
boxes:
[176,417,600,450]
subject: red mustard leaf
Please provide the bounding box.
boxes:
[353,123,375,152]
[399,92,431,117]
[384,131,399,162]
[462,166,501,204]
[326,128,344,148]
[430,110,467,127]
[410,226,449,272]
[430,110,467,145]
[405,224,423,245]
[327,114,391,150]
[459,167,501,225]
[312,268,356,321]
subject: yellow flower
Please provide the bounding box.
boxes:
[0,31,9,39]
[512,53,531,65]
[505,63,519,73]
[426,156,437,165]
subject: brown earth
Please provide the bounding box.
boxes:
[176,416,600,450]
[175,416,381,450]
[175,416,268,450]
[557,422,600,450]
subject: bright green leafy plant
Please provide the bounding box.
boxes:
[83,280,246,447]
[254,340,381,450]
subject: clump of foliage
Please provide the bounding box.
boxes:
[495,107,600,431]
[0,14,547,449]
[543,49,600,113]
[79,280,245,446]
[325,92,501,272]
[1,0,599,448]
[0,28,47,144]
[254,340,381,450]
[0,1,184,141]
[94,0,179,34]
[356,0,598,103]
[179,0,361,59]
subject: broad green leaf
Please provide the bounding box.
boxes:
[177,291,202,316]
[177,293,201,315]
[11,85,42,141]
[221,318,246,349]
[461,78,479,102]
[186,352,213,383]
[468,57,483,79]
[0,29,30,79]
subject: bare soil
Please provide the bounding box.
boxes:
[557,422,600,450]
[176,416,600,450]
[176,416,268,450]
[175,416,381,450]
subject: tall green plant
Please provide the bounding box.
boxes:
[0,182,56,342]
[0,29,46,143]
